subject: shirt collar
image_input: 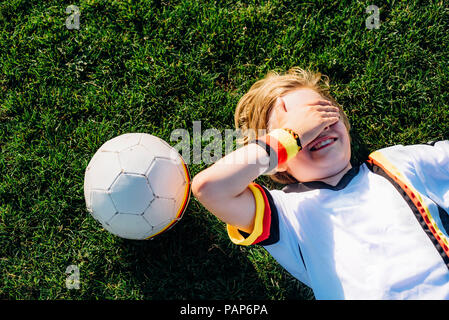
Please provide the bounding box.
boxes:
[282,163,361,193]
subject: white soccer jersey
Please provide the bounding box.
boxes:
[227,141,449,299]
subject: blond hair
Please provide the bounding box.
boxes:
[234,67,351,185]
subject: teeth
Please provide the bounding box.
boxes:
[311,139,334,150]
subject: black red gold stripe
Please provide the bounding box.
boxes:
[251,183,272,244]
[227,183,266,245]
[367,151,449,269]
[227,183,280,246]
[146,157,191,239]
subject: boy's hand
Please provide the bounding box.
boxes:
[273,97,340,150]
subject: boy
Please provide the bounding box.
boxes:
[191,68,449,299]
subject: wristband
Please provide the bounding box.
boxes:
[282,128,303,150]
[253,128,302,175]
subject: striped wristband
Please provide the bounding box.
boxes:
[253,128,302,175]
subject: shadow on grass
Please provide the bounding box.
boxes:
[118,201,314,300]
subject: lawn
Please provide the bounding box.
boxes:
[0,0,448,300]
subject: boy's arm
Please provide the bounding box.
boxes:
[191,143,270,233]
[192,98,340,234]
[410,140,449,206]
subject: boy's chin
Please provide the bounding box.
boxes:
[311,159,351,177]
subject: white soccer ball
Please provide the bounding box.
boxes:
[83,133,191,240]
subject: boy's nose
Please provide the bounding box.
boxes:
[323,121,338,132]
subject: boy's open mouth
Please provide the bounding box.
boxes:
[309,137,338,152]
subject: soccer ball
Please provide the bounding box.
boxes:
[83,133,191,240]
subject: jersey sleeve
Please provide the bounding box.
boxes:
[407,141,449,219]
[226,182,279,246]
[226,182,312,287]
[376,141,449,235]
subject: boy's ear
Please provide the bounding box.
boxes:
[276,97,287,112]
[271,97,287,129]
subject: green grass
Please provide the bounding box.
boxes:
[0,0,448,299]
